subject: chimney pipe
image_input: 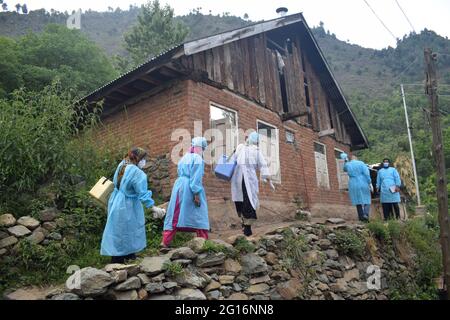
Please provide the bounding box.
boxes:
[276,7,288,17]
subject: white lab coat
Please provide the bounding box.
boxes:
[230,143,271,210]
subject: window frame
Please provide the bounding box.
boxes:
[313,141,330,189]
[256,119,281,184]
[334,148,349,191]
[209,102,239,164]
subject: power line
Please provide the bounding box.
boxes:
[395,0,416,33]
[363,0,398,42]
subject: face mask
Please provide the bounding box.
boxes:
[383,163,389,168]
[138,159,146,169]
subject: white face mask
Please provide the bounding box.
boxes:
[138,159,146,169]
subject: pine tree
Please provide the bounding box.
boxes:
[124,0,189,66]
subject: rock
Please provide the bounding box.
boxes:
[145,283,165,294]
[8,225,31,238]
[256,248,267,256]
[330,279,348,293]
[270,292,284,300]
[271,271,291,281]
[251,295,270,300]
[171,247,197,260]
[236,275,249,284]
[42,222,57,231]
[17,216,40,230]
[148,294,175,300]
[207,290,221,300]
[317,283,330,291]
[264,252,278,265]
[325,249,339,260]
[66,267,114,297]
[304,250,322,266]
[175,288,207,300]
[233,283,242,292]
[262,234,284,242]
[328,292,344,300]
[205,280,221,292]
[0,214,16,227]
[140,256,170,275]
[152,273,166,282]
[344,269,360,282]
[219,275,235,285]
[0,236,18,249]
[246,284,270,294]
[224,259,242,275]
[47,232,62,241]
[226,234,246,245]
[137,273,151,285]
[326,218,346,225]
[39,208,59,222]
[241,253,268,275]
[318,239,332,249]
[138,289,148,300]
[228,293,249,300]
[163,282,178,290]
[220,286,232,298]
[112,290,138,300]
[110,270,128,283]
[172,259,192,266]
[51,293,80,300]
[196,252,226,268]
[277,279,303,299]
[186,237,206,253]
[211,239,234,250]
[332,270,343,278]
[324,259,342,270]
[26,229,46,244]
[114,277,141,291]
[0,248,7,256]
[339,256,356,270]
[0,230,9,240]
[306,234,319,242]
[317,273,329,284]
[250,275,271,285]
[175,268,210,288]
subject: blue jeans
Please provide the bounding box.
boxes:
[356,204,370,221]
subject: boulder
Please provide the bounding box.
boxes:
[0,236,18,249]
[330,279,348,293]
[114,277,141,291]
[277,279,303,300]
[344,269,360,282]
[47,232,62,241]
[205,280,221,292]
[110,270,128,283]
[112,290,138,300]
[138,289,148,300]
[271,271,291,281]
[26,229,46,244]
[0,231,9,240]
[246,284,270,294]
[206,290,221,300]
[304,250,322,266]
[241,253,268,275]
[325,249,339,260]
[66,267,114,297]
[228,293,249,300]
[17,216,40,230]
[39,208,59,222]
[137,273,151,285]
[186,237,206,253]
[249,275,270,285]
[264,252,278,265]
[51,293,80,300]
[145,283,165,294]
[175,288,207,300]
[196,252,226,268]
[0,214,16,227]
[42,222,57,232]
[8,225,31,238]
[224,259,242,274]
[326,218,346,225]
[318,239,332,249]
[140,256,170,275]
[174,268,210,288]
[0,248,7,256]
[219,275,235,285]
[170,247,197,260]
[163,282,178,290]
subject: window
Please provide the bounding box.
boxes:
[314,142,330,189]
[257,121,281,183]
[286,130,295,144]
[335,149,349,190]
[209,103,238,164]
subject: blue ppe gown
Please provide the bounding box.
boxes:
[376,167,401,203]
[164,152,209,231]
[344,160,372,205]
[101,160,155,257]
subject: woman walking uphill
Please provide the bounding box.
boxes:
[162,137,210,248]
[377,158,402,220]
[341,153,372,222]
[101,147,165,264]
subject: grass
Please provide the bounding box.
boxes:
[334,229,366,257]
[234,237,256,254]
[164,262,184,277]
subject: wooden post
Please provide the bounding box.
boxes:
[424,48,450,299]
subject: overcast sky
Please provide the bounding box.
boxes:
[14,0,450,49]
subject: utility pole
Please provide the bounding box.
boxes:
[400,84,421,206]
[424,48,450,299]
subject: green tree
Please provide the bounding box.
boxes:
[17,24,118,96]
[0,36,22,97]
[124,0,189,66]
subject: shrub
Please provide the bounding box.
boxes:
[234,237,256,253]
[367,220,390,241]
[202,240,227,253]
[164,262,184,277]
[334,230,366,257]
[387,220,403,240]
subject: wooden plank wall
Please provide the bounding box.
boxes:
[181,32,352,145]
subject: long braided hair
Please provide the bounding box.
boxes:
[117,147,147,188]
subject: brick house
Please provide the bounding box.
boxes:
[83,13,369,230]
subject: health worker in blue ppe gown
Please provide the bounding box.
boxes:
[101,147,163,264]
[342,153,372,222]
[162,137,209,247]
[376,158,402,220]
